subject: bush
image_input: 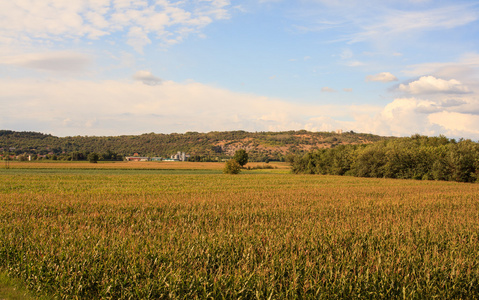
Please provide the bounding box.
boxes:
[88,153,99,163]
[223,159,241,174]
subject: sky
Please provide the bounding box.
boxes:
[1,0,479,139]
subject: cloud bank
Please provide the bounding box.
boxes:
[1,76,479,139]
[0,77,377,136]
[0,51,92,72]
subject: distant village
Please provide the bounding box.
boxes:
[124,151,191,162]
[1,129,353,163]
[0,147,191,162]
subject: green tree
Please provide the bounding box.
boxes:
[88,152,99,163]
[233,149,248,167]
[223,159,241,174]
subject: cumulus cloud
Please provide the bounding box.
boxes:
[0,51,92,72]
[399,76,470,94]
[365,72,398,82]
[441,99,467,107]
[346,94,479,139]
[428,111,479,135]
[0,0,232,53]
[321,87,336,92]
[133,70,162,86]
[378,98,431,135]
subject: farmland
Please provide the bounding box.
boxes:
[1,162,479,299]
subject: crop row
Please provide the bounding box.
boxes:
[1,172,479,299]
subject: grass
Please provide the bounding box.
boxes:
[2,161,227,170]
[0,272,48,300]
[3,161,290,171]
[0,162,478,299]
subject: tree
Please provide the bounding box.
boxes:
[88,152,99,163]
[223,159,241,174]
[233,149,248,167]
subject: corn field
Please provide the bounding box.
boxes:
[1,166,479,299]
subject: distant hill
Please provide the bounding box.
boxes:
[0,130,388,161]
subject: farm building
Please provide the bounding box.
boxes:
[124,152,189,162]
[125,156,149,162]
[171,151,190,161]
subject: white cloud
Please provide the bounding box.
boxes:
[343,88,353,92]
[292,2,479,48]
[259,0,284,3]
[365,72,398,82]
[127,27,152,54]
[1,74,478,139]
[344,61,365,67]
[304,116,342,132]
[0,51,92,72]
[133,70,162,85]
[0,0,232,53]
[348,4,479,44]
[337,49,364,67]
[339,49,353,60]
[321,87,336,92]
[399,76,470,94]
[344,95,479,139]
[379,98,431,135]
[402,53,479,84]
[0,77,380,136]
[428,111,479,136]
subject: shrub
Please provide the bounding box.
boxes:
[88,153,99,163]
[223,159,241,174]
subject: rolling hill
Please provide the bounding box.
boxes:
[0,130,387,161]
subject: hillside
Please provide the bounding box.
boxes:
[0,130,387,161]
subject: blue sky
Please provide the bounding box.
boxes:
[1,0,479,138]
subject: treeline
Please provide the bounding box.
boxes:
[291,135,479,183]
[12,150,123,162]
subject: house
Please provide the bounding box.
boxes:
[124,152,189,162]
[125,156,149,162]
[162,158,178,162]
